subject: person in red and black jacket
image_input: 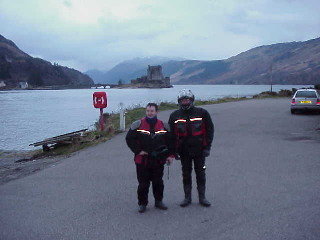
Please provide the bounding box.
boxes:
[168,89,214,207]
[126,103,175,213]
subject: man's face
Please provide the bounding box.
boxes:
[180,98,191,105]
[146,106,157,118]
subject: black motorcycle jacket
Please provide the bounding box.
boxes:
[168,106,214,156]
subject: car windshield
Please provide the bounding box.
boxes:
[295,91,317,98]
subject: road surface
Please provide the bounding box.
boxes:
[1,98,320,240]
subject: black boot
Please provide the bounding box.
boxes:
[180,185,192,207]
[138,205,147,213]
[155,201,168,210]
[198,186,211,207]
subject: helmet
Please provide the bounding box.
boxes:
[177,89,195,110]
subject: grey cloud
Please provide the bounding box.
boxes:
[1,0,319,72]
[222,0,320,44]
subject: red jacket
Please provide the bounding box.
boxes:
[126,117,174,166]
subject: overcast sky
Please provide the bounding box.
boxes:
[0,0,319,72]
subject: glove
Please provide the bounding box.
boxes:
[203,149,210,157]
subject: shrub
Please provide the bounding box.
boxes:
[278,89,293,96]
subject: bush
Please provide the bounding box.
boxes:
[257,91,278,97]
[278,89,293,96]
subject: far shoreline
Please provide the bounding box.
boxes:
[0,83,316,92]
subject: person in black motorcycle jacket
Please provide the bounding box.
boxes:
[126,103,175,213]
[168,89,214,207]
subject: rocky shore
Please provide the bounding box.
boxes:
[0,150,65,185]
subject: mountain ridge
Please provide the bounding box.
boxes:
[85,56,185,84]
[0,34,94,88]
[87,37,320,85]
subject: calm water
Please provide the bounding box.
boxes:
[0,85,309,151]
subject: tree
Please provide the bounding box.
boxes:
[0,63,11,79]
[0,55,11,79]
[28,70,44,86]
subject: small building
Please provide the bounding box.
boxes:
[19,82,29,89]
[131,65,172,88]
[0,81,6,88]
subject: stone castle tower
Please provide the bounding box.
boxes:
[147,65,164,81]
[131,65,171,88]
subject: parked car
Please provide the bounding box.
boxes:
[291,88,320,114]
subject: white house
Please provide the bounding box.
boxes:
[19,82,28,89]
[0,81,6,88]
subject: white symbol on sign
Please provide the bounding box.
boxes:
[95,97,105,105]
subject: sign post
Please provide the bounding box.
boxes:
[99,108,104,131]
[119,102,126,131]
[93,92,107,131]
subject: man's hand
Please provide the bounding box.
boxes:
[166,157,175,165]
[203,149,210,157]
[139,151,148,155]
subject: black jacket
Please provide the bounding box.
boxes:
[168,106,214,156]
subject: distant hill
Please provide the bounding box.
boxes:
[85,56,185,84]
[88,38,320,85]
[169,38,320,85]
[0,34,93,88]
[84,69,107,84]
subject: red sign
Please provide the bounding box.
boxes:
[93,92,107,108]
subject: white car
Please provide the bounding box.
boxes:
[291,88,320,114]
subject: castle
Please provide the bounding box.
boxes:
[131,65,171,88]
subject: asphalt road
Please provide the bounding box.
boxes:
[1,98,320,240]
